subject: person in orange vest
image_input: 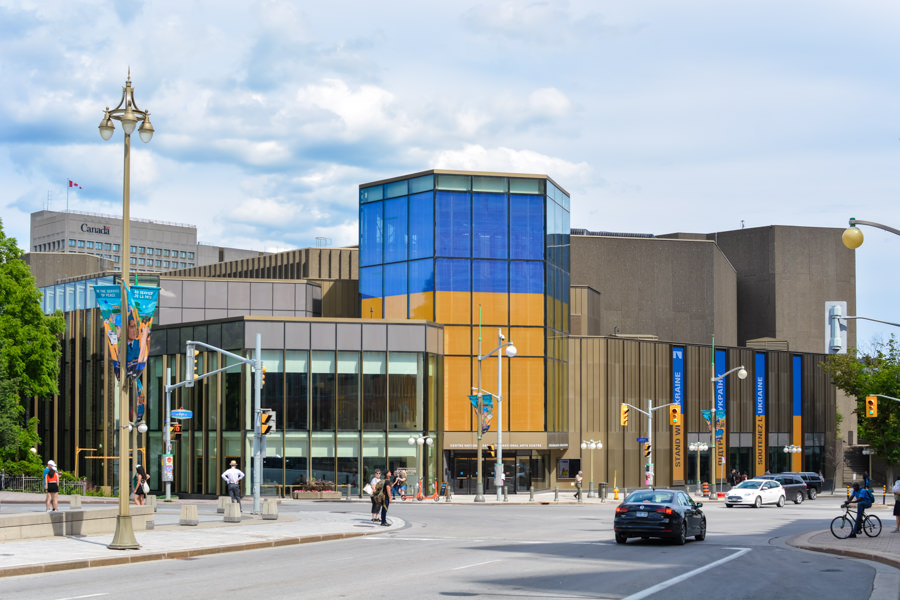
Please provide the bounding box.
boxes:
[43,460,60,512]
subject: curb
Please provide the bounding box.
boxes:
[0,526,393,579]
[786,530,900,571]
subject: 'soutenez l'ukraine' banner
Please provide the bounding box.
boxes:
[93,284,159,380]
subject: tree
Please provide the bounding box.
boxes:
[0,219,65,471]
[824,338,900,483]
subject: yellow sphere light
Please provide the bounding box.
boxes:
[842,226,864,249]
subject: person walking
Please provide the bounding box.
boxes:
[891,476,900,533]
[133,464,149,506]
[376,470,392,526]
[392,469,407,500]
[221,460,245,511]
[43,460,59,512]
[574,470,583,499]
[369,469,382,522]
[863,471,871,490]
[728,468,739,488]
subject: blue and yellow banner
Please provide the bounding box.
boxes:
[754,352,766,476]
[92,284,159,380]
[672,347,685,481]
[469,393,493,433]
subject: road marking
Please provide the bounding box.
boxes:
[55,594,109,600]
[452,559,503,571]
[622,547,751,600]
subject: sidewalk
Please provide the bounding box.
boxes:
[2,490,899,577]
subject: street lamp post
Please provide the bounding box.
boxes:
[408,434,433,500]
[478,329,517,502]
[842,218,900,249]
[580,440,602,498]
[99,72,154,550]
[861,447,874,484]
[783,444,801,472]
[709,344,747,499]
[688,441,709,496]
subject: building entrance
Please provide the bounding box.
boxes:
[450,452,518,495]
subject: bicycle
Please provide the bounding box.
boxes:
[830,504,882,539]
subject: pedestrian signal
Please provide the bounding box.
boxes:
[865,396,877,417]
[669,405,681,426]
[170,422,182,440]
[185,344,199,387]
[260,409,276,435]
[620,403,630,427]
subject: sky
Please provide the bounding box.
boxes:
[1,1,898,350]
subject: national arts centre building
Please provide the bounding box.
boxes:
[29,170,857,497]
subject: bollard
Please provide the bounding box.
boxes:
[146,494,158,512]
[217,496,229,514]
[224,502,242,523]
[554,486,559,502]
[613,486,619,500]
[702,482,709,497]
[262,498,278,520]
[529,485,534,502]
[69,495,83,510]
[503,486,508,502]
[180,504,199,526]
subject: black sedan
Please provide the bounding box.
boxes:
[614,489,706,545]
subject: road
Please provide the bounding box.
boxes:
[3,494,897,599]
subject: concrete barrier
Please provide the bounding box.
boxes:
[0,506,154,541]
[146,494,157,512]
[261,498,278,520]
[179,504,199,526]
[69,495,83,510]
[224,502,241,523]
[217,496,229,513]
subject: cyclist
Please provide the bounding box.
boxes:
[842,482,874,538]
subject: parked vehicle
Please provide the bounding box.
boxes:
[614,489,706,545]
[724,479,785,508]
[793,472,824,499]
[758,473,807,504]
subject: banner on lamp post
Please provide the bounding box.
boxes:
[93,284,159,380]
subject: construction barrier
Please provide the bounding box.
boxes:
[702,482,709,497]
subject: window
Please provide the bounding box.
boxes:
[164,249,170,257]
[359,202,383,267]
[180,251,186,258]
[77,240,85,248]
[311,351,335,431]
[130,246,137,253]
[408,191,433,260]
[138,258,145,265]
[138,246,145,254]
[69,239,76,247]
[509,195,544,260]
[163,261,170,268]
[130,257,136,264]
[187,251,194,259]
[473,193,508,258]
[384,196,408,264]
[435,191,471,257]
[112,244,119,251]
[156,248,163,255]
[104,243,111,250]
[86,241,94,249]
[155,260,162,267]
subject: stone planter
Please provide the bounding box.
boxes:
[291,490,341,500]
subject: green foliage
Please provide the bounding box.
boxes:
[824,337,900,466]
[0,219,64,466]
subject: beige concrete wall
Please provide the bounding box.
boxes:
[0,506,154,541]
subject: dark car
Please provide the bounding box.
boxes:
[614,488,706,545]
[758,473,807,504]
[791,472,824,499]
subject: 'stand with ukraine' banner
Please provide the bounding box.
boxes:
[93,284,160,380]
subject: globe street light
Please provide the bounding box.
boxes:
[99,71,153,550]
[709,352,747,499]
[408,435,433,500]
[783,444,801,472]
[580,440,602,498]
[688,441,709,496]
[842,218,900,249]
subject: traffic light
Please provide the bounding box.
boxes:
[487,444,496,458]
[185,344,199,387]
[170,422,182,440]
[644,443,652,458]
[261,366,267,388]
[620,403,630,427]
[865,396,878,418]
[260,409,276,434]
[669,405,681,426]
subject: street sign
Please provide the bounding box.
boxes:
[171,409,193,419]
[636,437,649,443]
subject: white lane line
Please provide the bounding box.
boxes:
[623,547,751,600]
[56,594,109,600]
[452,559,503,571]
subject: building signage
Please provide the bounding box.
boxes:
[80,223,111,235]
[754,352,766,476]
[671,346,685,481]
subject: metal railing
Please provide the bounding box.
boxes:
[0,473,87,496]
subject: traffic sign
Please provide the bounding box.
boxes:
[171,409,193,419]
[636,437,649,443]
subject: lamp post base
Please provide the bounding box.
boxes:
[474,481,485,502]
[108,515,140,550]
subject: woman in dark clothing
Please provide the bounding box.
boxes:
[133,464,148,506]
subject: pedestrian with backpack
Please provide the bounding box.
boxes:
[842,482,874,538]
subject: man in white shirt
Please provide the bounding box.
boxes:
[222,460,245,511]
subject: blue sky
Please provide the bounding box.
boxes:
[1,1,898,349]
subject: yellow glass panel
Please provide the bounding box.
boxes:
[510,293,544,326]
[435,291,471,324]
[361,298,382,319]
[444,326,472,356]
[409,292,434,321]
[384,295,406,319]
[509,327,544,357]
[510,357,545,431]
[472,292,508,326]
[444,356,474,431]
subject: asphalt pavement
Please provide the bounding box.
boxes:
[1,489,898,578]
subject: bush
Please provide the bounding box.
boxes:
[0,460,43,477]
[299,478,335,492]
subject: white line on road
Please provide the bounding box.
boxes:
[55,594,109,600]
[622,547,751,600]
[452,559,503,571]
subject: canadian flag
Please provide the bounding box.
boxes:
[68,180,82,189]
